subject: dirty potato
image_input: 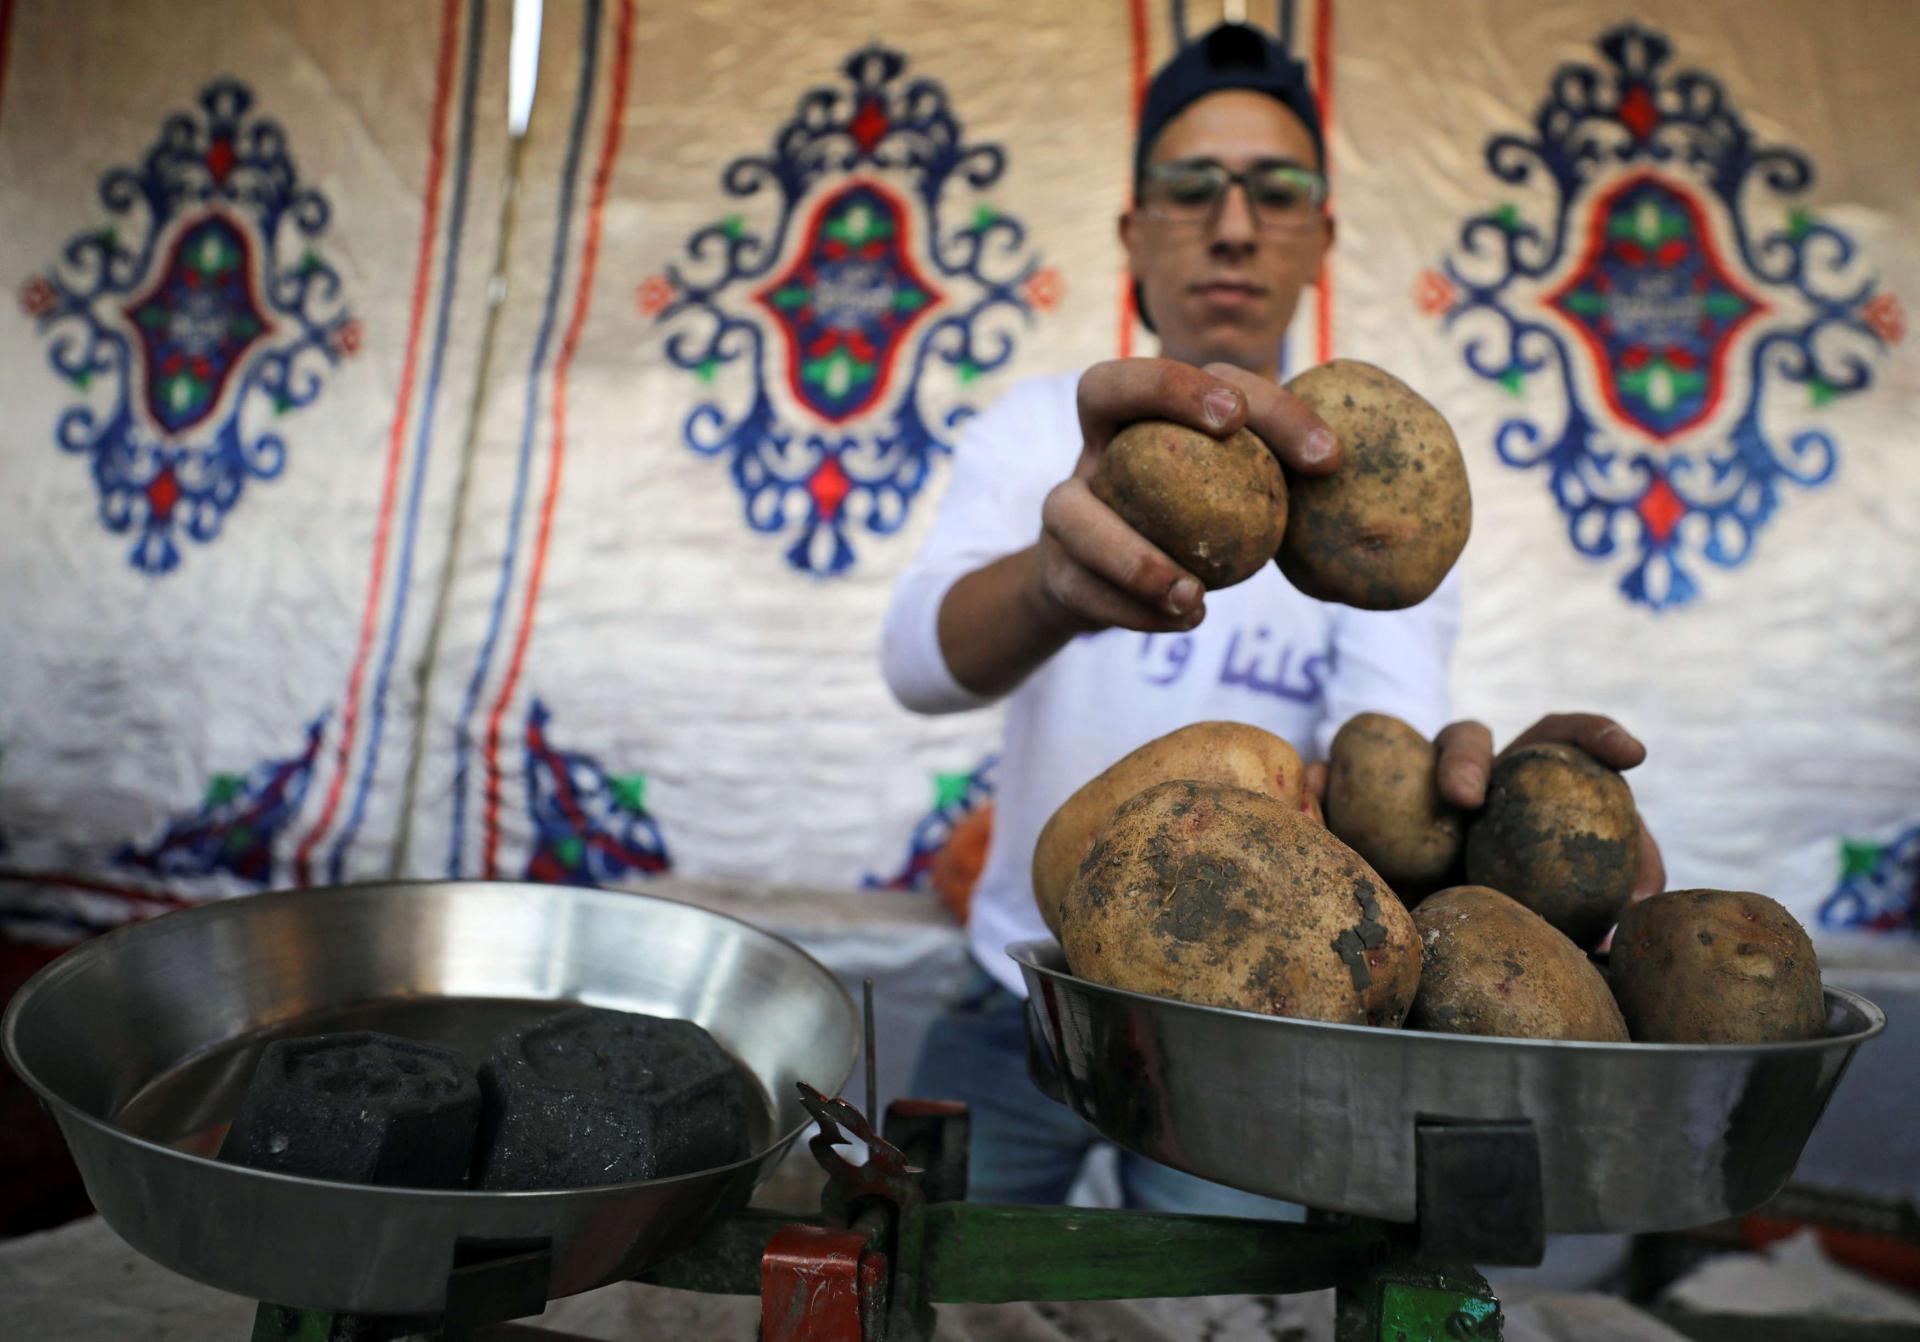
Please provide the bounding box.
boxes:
[1060,780,1420,1028]
[1277,360,1470,610]
[1033,722,1306,938]
[1464,743,1641,949]
[1324,712,1464,897]
[1609,889,1825,1043]
[1408,886,1627,1041]
[1089,420,1289,590]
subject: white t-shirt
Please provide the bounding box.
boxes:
[882,371,1461,995]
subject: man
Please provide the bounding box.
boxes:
[881,23,1661,1213]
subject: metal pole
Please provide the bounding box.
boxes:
[863,977,877,1124]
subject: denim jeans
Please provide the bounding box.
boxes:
[907,960,1305,1218]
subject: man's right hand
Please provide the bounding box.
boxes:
[1028,358,1343,636]
[937,358,1341,699]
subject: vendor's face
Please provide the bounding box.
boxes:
[1121,90,1332,379]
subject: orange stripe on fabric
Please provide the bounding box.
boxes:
[1313,0,1334,363]
[293,0,463,884]
[1120,0,1150,358]
[479,0,635,878]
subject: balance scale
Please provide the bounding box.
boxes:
[1,882,1884,1341]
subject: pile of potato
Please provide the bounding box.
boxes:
[1041,717,1828,1046]
[1054,363,1826,1045]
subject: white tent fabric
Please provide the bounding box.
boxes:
[0,0,1912,947]
[0,0,512,939]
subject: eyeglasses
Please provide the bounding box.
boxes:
[1138,159,1329,232]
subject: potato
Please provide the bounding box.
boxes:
[1032,722,1305,938]
[1464,743,1640,949]
[1277,360,1470,610]
[1061,780,1420,1027]
[1609,890,1825,1043]
[1089,421,1287,590]
[1408,886,1627,1041]
[1324,712,1463,896]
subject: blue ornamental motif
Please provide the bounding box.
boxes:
[645,46,1058,576]
[522,700,671,887]
[1819,826,1920,936]
[20,79,358,574]
[118,716,327,886]
[1423,24,1903,609]
[865,754,997,892]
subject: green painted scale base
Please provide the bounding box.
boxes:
[249,1081,1506,1342]
[251,1207,1500,1342]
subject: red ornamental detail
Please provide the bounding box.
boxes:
[1413,268,1457,317]
[637,273,675,317]
[19,275,56,318]
[206,136,236,184]
[1637,474,1687,545]
[146,469,181,522]
[1024,266,1064,313]
[850,98,889,155]
[1864,293,1905,345]
[1619,85,1659,140]
[808,455,852,519]
[335,319,363,357]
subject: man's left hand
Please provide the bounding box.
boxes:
[1304,712,1666,901]
[1432,712,1665,900]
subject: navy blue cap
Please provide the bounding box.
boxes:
[1134,22,1324,186]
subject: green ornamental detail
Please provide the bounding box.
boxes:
[1609,198,1687,245]
[203,772,246,807]
[933,770,974,811]
[608,773,648,814]
[1619,359,1706,414]
[802,348,877,399]
[1839,837,1886,880]
[824,201,891,246]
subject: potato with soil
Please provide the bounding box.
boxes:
[1060,780,1421,1028]
[1278,360,1470,610]
[1324,712,1464,897]
[1089,421,1288,591]
[1609,889,1825,1043]
[1408,886,1627,1042]
[1464,742,1641,949]
[1033,721,1307,938]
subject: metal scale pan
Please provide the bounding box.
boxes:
[1013,939,1884,1236]
[2,881,861,1316]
